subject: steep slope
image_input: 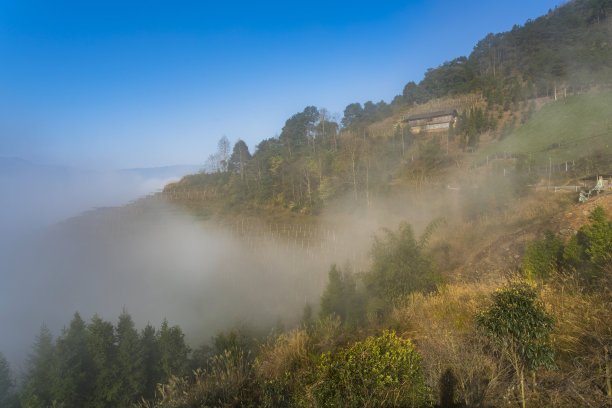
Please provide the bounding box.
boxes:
[476,91,612,166]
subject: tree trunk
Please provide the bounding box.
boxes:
[305,168,312,205]
[520,368,526,408]
[365,157,370,208]
[605,346,611,397]
[352,152,357,201]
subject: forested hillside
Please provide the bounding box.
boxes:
[2,1,611,407]
[164,0,611,218]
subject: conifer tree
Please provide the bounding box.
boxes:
[141,323,161,400]
[319,264,364,325]
[20,324,57,408]
[0,352,17,408]
[157,319,190,382]
[87,314,119,407]
[54,312,95,406]
[116,309,145,405]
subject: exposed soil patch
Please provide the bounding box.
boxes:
[551,191,612,237]
[451,192,612,285]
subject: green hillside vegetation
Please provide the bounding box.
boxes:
[342,0,612,131]
[164,0,612,219]
[477,91,612,166]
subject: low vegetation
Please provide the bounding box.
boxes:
[3,206,609,407]
[477,91,612,167]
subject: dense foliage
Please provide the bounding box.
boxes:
[364,221,442,304]
[164,0,611,218]
[319,265,365,326]
[167,105,405,215]
[476,284,555,408]
[318,220,443,326]
[19,312,189,408]
[311,331,433,408]
[0,352,18,408]
[402,0,612,108]
[522,230,565,280]
[523,205,612,279]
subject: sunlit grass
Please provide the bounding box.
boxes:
[477,91,612,165]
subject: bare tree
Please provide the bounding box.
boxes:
[218,135,231,172]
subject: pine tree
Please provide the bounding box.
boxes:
[319,264,364,325]
[157,319,190,382]
[0,352,17,408]
[54,312,95,406]
[141,323,161,400]
[87,314,119,407]
[20,324,57,408]
[116,309,145,406]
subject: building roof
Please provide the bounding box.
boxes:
[403,109,458,122]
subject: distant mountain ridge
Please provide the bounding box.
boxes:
[118,164,202,180]
[0,158,204,234]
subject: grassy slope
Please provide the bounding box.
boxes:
[476,91,612,166]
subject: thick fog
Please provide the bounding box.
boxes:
[0,198,341,369]
[0,160,199,366]
[0,155,489,373]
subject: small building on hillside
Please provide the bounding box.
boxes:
[581,174,612,190]
[403,109,458,133]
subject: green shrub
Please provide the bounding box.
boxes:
[581,206,612,267]
[311,331,433,408]
[364,222,442,305]
[522,230,564,280]
[563,206,612,278]
[319,265,366,326]
[476,283,555,408]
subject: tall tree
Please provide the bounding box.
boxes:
[341,102,363,128]
[217,135,231,172]
[319,264,364,325]
[116,309,145,406]
[157,319,190,382]
[141,323,160,400]
[54,312,95,407]
[363,221,441,306]
[87,314,119,407]
[0,352,17,408]
[20,324,57,408]
[279,106,319,157]
[228,139,251,180]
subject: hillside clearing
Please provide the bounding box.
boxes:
[476,91,612,166]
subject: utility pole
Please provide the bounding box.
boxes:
[402,126,405,159]
[548,157,552,191]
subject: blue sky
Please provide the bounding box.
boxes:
[1,0,562,169]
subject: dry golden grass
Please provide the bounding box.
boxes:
[390,282,494,342]
[256,329,310,379]
[387,282,510,406]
